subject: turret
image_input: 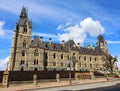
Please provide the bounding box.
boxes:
[96,35,108,53]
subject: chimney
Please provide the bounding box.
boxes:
[40,36,43,43]
[49,38,52,45]
[77,43,80,48]
[62,40,65,46]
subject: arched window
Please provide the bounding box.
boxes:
[61,54,63,59]
[23,26,27,33]
[53,53,56,59]
[22,50,25,56]
[23,41,26,47]
[34,49,39,56]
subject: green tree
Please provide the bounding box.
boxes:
[104,54,118,74]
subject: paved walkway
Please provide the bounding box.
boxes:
[0,78,119,91]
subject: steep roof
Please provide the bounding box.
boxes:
[30,37,104,55]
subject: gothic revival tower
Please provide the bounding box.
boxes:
[8,7,32,71]
[96,35,108,54]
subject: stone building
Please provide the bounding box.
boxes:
[8,7,108,71]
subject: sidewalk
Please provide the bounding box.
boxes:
[0,78,117,91]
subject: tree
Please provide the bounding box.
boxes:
[104,54,118,74]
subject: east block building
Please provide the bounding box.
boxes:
[8,7,108,71]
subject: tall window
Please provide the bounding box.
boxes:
[34,59,38,65]
[23,26,27,33]
[67,55,69,60]
[84,56,86,61]
[95,57,97,62]
[45,52,48,59]
[22,50,25,56]
[23,41,26,47]
[53,61,56,66]
[80,63,81,67]
[20,60,25,65]
[90,57,91,61]
[90,64,92,68]
[34,49,39,56]
[61,62,63,66]
[53,53,56,59]
[61,54,63,59]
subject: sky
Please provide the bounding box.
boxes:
[0,0,120,70]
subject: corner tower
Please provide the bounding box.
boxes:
[96,35,108,54]
[8,7,32,71]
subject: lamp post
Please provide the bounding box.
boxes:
[67,58,72,85]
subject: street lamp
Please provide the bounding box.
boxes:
[67,58,72,85]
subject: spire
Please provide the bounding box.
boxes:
[20,7,28,19]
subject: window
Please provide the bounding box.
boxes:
[53,53,56,59]
[85,64,87,67]
[45,52,48,59]
[22,50,25,56]
[67,55,69,60]
[84,56,86,61]
[53,61,56,66]
[23,26,27,33]
[34,49,39,56]
[90,57,91,61]
[95,57,97,62]
[61,62,63,66]
[34,59,38,65]
[80,63,81,67]
[20,60,25,65]
[61,54,63,59]
[23,41,26,47]
[79,56,81,60]
[90,64,92,68]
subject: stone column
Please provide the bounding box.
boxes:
[56,73,60,83]
[33,74,37,85]
[2,69,9,88]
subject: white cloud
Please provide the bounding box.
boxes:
[0,56,9,71]
[32,32,58,39]
[0,21,13,40]
[107,40,120,44]
[58,17,105,44]
[0,21,5,37]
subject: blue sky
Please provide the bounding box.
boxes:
[0,0,120,70]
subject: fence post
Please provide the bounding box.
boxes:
[90,69,95,79]
[33,74,37,85]
[2,69,9,88]
[56,73,60,83]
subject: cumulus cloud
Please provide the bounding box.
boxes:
[58,17,105,44]
[0,56,9,71]
[0,21,13,39]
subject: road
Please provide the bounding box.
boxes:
[29,81,120,91]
